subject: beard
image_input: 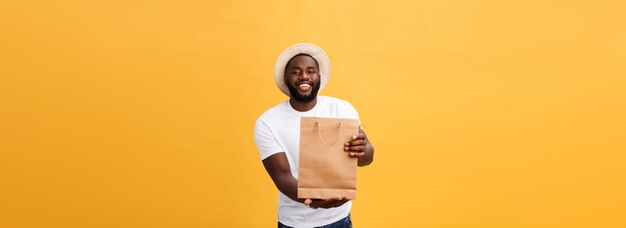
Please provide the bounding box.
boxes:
[286,80,321,103]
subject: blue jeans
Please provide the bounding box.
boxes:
[278,214,352,228]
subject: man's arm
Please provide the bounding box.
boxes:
[344,128,375,166]
[262,152,350,208]
[262,152,299,201]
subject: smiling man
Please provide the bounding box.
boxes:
[254,43,374,228]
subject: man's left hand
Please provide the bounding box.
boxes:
[344,132,367,158]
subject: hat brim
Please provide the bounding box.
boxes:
[274,43,330,96]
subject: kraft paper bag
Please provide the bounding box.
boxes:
[297,117,360,200]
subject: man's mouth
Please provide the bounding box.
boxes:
[297,82,312,92]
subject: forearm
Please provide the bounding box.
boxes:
[273,173,304,203]
[262,153,305,203]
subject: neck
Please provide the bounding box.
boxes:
[289,97,318,112]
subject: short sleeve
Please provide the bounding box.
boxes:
[254,118,284,160]
[340,100,361,124]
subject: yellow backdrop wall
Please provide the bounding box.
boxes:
[1,0,625,227]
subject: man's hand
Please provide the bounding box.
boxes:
[344,128,375,166]
[344,132,367,158]
[303,197,351,209]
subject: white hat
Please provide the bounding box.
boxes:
[274,43,330,96]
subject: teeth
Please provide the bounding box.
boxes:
[298,84,311,89]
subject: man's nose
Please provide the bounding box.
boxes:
[299,71,310,80]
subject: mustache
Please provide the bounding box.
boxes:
[286,80,321,103]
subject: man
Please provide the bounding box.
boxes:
[254,43,374,228]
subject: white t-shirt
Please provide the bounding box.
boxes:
[254,96,360,227]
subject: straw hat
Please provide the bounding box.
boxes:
[274,43,330,96]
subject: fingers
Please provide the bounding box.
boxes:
[345,139,365,146]
[327,196,342,202]
[304,198,313,205]
[345,147,366,157]
[344,137,366,158]
[353,133,366,140]
[344,135,366,157]
[349,152,366,157]
[345,145,366,152]
[344,134,365,145]
[327,196,350,207]
[309,196,351,209]
[344,138,366,150]
[328,200,348,208]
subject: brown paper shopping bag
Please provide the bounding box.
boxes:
[297,117,360,200]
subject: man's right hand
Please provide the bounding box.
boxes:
[303,197,351,209]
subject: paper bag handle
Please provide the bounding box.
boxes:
[315,121,343,146]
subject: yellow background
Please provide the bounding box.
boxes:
[1,0,625,227]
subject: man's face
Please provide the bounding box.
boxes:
[284,54,321,103]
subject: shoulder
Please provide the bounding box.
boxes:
[255,100,291,131]
[257,100,288,120]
